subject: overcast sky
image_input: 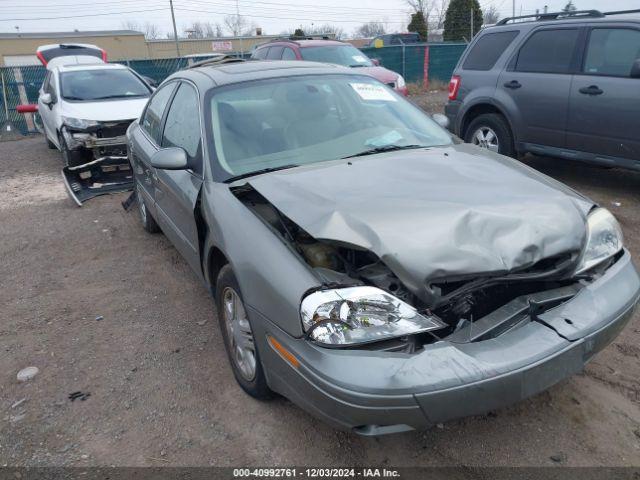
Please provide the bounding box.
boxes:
[0,0,637,37]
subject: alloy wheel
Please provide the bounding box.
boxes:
[472,126,500,153]
[222,287,257,381]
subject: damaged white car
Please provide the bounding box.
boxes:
[127,60,640,435]
[36,44,153,204]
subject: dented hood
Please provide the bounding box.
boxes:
[248,144,593,302]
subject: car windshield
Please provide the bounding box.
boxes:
[60,68,150,101]
[300,45,374,67]
[207,74,452,181]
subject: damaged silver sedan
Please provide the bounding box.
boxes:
[126,60,640,435]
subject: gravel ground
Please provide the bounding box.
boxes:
[1,114,640,467]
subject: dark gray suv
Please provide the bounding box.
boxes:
[445,9,640,169]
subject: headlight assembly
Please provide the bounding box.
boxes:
[576,208,623,274]
[300,286,445,346]
[61,116,99,130]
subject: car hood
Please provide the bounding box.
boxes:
[353,66,399,84]
[248,143,593,303]
[60,97,148,122]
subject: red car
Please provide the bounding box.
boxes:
[251,38,408,96]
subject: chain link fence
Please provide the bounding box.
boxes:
[0,43,466,136]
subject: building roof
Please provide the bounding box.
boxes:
[0,30,143,39]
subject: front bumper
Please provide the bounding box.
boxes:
[252,250,639,435]
[444,100,461,135]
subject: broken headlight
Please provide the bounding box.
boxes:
[62,116,99,130]
[576,208,623,274]
[300,286,445,346]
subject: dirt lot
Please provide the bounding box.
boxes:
[2,118,640,467]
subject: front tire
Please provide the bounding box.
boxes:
[46,135,56,149]
[136,183,160,233]
[215,265,272,400]
[58,133,89,167]
[465,113,515,158]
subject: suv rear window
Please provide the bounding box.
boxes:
[515,29,579,74]
[463,31,519,70]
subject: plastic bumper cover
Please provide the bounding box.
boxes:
[253,250,639,433]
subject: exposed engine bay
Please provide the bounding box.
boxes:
[233,184,615,351]
[61,120,134,206]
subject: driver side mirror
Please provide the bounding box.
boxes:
[150,147,188,170]
[371,58,381,66]
[41,93,53,105]
[631,59,640,79]
[432,113,450,129]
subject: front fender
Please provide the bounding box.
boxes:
[200,181,322,337]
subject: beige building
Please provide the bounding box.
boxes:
[0,30,148,66]
[0,30,341,66]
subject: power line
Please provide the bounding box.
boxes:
[0,6,169,21]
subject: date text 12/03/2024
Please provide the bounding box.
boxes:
[233,468,401,478]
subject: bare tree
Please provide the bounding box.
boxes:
[483,5,500,25]
[355,21,386,38]
[121,20,162,39]
[184,22,205,39]
[143,22,161,39]
[301,24,345,39]
[223,14,256,36]
[405,0,449,31]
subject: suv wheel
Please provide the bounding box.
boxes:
[465,114,515,157]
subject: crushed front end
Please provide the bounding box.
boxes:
[229,169,640,434]
[61,120,134,206]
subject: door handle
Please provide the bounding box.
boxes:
[579,85,603,95]
[504,80,522,89]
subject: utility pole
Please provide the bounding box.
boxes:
[512,0,515,18]
[470,7,474,39]
[237,0,244,57]
[169,0,180,57]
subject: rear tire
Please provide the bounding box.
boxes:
[215,265,272,400]
[136,183,160,233]
[465,113,515,158]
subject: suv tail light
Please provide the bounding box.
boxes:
[448,75,461,101]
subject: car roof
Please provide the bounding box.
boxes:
[484,11,640,32]
[257,39,346,48]
[170,60,359,89]
[56,62,128,73]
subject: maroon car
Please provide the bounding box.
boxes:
[251,38,408,96]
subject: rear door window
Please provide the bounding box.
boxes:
[266,46,284,59]
[463,31,519,70]
[140,83,176,144]
[282,47,297,60]
[515,29,580,74]
[583,28,640,77]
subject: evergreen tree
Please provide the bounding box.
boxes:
[562,1,577,12]
[293,28,305,37]
[407,11,428,42]
[443,0,483,42]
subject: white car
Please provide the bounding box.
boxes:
[36,44,153,203]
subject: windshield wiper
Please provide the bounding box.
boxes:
[223,164,300,183]
[91,94,146,100]
[341,144,426,159]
